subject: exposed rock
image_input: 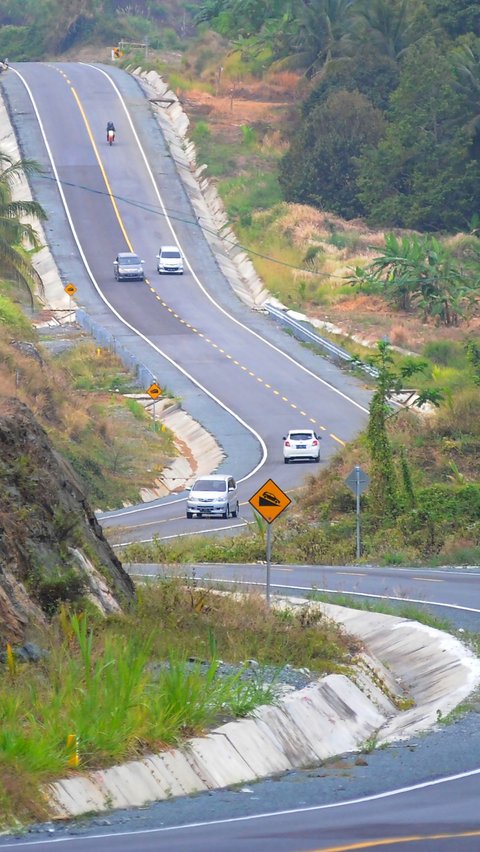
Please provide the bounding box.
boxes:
[0,398,134,642]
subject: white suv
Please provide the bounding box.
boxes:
[156,245,184,274]
[186,475,239,519]
[283,429,321,463]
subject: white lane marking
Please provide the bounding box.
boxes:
[412,577,444,583]
[112,520,252,546]
[337,572,367,577]
[187,578,480,615]
[3,767,480,847]
[12,67,267,485]
[84,64,369,417]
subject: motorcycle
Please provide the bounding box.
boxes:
[107,129,115,145]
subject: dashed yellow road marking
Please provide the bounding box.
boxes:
[137,284,346,443]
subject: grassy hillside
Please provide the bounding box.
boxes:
[0,297,176,509]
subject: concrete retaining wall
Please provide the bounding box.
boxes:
[46,603,480,818]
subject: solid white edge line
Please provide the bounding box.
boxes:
[123,575,480,615]
[2,766,480,847]
[11,66,267,484]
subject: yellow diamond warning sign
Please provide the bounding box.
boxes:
[146,382,162,400]
[64,283,77,296]
[249,478,291,524]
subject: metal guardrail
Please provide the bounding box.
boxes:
[263,302,379,378]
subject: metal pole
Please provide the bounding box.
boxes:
[152,400,156,427]
[266,523,272,606]
[355,465,361,559]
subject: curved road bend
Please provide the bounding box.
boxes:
[127,562,480,630]
[2,61,370,540]
[2,63,479,851]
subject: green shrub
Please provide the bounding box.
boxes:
[0,295,35,337]
[33,568,87,616]
[422,340,466,368]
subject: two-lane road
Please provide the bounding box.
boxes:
[2,61,371,540]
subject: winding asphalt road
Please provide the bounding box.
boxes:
[2,60,371,541]
[1,62,479,851]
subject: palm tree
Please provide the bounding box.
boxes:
[0,152,47,301]
[452,41,480,152]
[354,0,421,62]
[276,0,356,78]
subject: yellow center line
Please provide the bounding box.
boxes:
[290,403,297,409]
[249,371,255,376]
[265,382,271,388]
[282,396,288,402]
[70,88,132,250]
[257,377,263,382]
[273,390,280,395]
[331,433,346,446]
[310,417,316,423]
[312,828,480,851]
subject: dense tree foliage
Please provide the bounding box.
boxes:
[356,37,480,231]
[0,0,189,57]
[279,90,384,218]
[196,0,480,232]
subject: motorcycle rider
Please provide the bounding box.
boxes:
[106,120,115,142]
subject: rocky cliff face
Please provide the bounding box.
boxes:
[0,398,135,642]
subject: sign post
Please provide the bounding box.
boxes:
[249,478,291,605]
[64,283,77,320]
[345,465,370,559]
[146,382,162,427]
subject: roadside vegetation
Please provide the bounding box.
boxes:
[0,309,176,508]
[0,578,359,826]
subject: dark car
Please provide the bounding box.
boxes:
[114,252,144,281]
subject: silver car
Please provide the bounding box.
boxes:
[114,252,144,281]
[186,475,239,519]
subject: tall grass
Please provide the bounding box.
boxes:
[3,589,337,825]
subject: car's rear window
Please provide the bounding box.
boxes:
[162,251,181,259]
[121,256,140,265]
[192,479,226,492]
[289,432,313,440]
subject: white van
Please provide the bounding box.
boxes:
[186,475,239,519]
[156,245,184,274]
